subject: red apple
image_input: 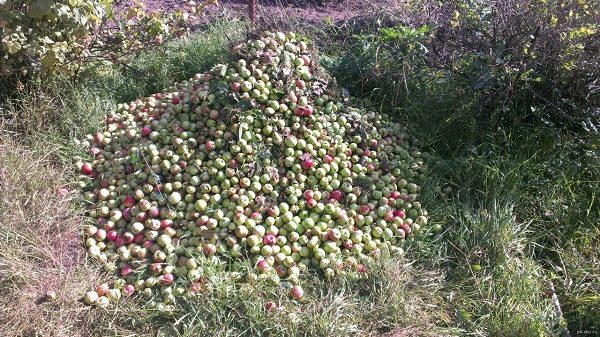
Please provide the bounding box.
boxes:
[301,157,314,170]
[393,209,406,219]
[81,163,93,175]
[142,126,152,137]
[303,190,314,200]
[263,234,277,246]
[289,285,304,300]
[121,264,133,277]
[265,301,277,311]
[159,273,174,285]
[115,236,125,247]
[106,230,118,241]
[123,284,135,297]
[330,190,343,202]
[123,196,136,208]
[257,260,269,272]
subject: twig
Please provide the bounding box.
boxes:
[547,280,571,337]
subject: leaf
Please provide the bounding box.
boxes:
[41,52,57,70]
[5,40,21,54]
[130,151,140,165]
[101,0,113,14]
[42,36,54,45]
[28,0,53,19]
[218,64,227,77]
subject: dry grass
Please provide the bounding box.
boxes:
[1,90,60,136]
[348,257,455,336]
[0,136,101,337]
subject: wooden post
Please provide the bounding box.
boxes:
[249,0,256,24]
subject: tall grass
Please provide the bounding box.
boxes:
[318,3,599,333]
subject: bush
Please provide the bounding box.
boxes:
[324,0,600,146]
[0,0,213,97]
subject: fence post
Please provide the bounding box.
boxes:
[249,0,256,24]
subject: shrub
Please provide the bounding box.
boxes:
[0,0,213,93]
[324,0,600,145]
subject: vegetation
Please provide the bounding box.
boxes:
[321,0,599,334]
[0,0,212,97]
[1,0,598,336]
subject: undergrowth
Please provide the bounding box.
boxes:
[320,1,599,333]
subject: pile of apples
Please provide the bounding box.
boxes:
[76,32,428,309]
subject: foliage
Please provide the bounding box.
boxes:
[324,0,600,141]
[321,25,432,110]
[1,19,245,163]
[0,0,214,85]
[321,0,600,334]
[437,0,600,131]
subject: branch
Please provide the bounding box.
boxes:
[547,280,571,337]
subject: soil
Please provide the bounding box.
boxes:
[140,0,404,26]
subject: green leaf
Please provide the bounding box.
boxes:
[102,0,113,16]
[5,40,21,54]
[41,52,57,70]
[131,154,139,165]
[28,0,53,19]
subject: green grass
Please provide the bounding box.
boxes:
[86,254,453,337]
[320,22,600,335]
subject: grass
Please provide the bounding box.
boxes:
[400,112,599,335]
[86,255,453,337]
[1,12,599,337]
[0,137,101,337]
[435,202,557,336]
[319,15,599,334]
